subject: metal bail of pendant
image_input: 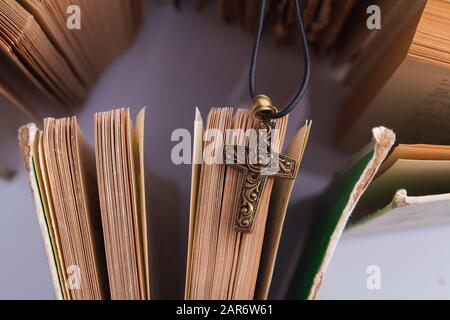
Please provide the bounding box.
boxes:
[252,94,277,119]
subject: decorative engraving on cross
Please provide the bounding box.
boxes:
[224,120,297,233]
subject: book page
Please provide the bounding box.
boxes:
[18,124,65,300]
[255,121,311,300]
[347,190,450,236]
[341,57,450,151]
[352,158,450,221]
[378,144,450,176]
[134,108,149,298]
[185,108,203,299]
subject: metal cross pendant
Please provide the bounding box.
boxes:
[223,120,297,234]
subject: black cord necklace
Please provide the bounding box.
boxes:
[249,0,311,120]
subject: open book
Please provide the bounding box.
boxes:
[338,0,450,151]
[0,0,142,113]
[185,108,311,300]
[20,107,311,300]
[347,143,450,236]
[336,0,428,83]
[287,127,395,299]
[18,108,149,300]
[1,0,142,178]
[288,126,450,299]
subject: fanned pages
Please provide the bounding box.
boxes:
[186,108,311,300]
[19,106,311,300]
[2,0,142,181]
[0,0,142,114]
[18,124,64,299]
[18,117,109,300]
[94,108,149,300]
[18,107,149,300]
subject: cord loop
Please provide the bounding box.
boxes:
[249,0,311,120]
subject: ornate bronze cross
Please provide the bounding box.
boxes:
[224,119,297,234]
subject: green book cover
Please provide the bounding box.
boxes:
[286,127,395,299]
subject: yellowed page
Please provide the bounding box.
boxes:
[378,144,450,176]
[125,108,147,299]
[134,108,150,299]
[185,108,203,299]
[356,158,450,220]
[38,130,70,300]
[18,124,64,300]
[255,121,311,300]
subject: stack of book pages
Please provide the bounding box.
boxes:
[0,0,143,177]
[19,107,312,300]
